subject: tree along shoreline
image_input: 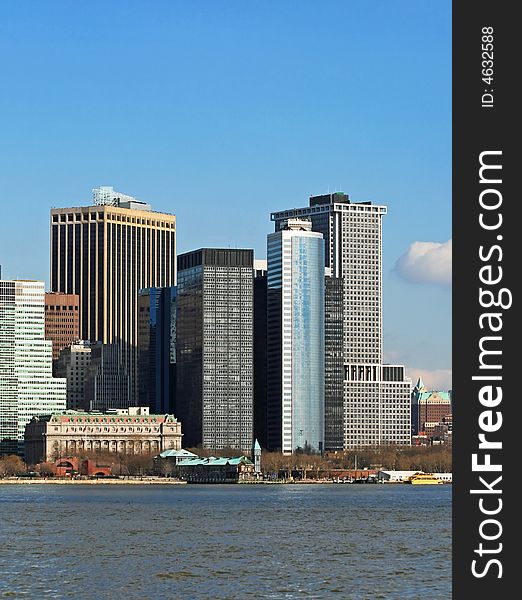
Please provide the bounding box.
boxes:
[1,445,451,479]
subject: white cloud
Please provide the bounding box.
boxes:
[407,368,452,391]
[395,239,452,287]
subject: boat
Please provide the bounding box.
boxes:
[407,473,443,485]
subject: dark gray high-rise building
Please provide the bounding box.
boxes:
[50,186,176,407]
[324,273,344,451]
[176,249,254,451]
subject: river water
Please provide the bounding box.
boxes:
[0,483,451,599]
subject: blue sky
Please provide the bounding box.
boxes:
[0,1,451,389]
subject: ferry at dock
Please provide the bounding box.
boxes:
[407,473,444,485]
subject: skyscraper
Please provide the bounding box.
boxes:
[44,292,80,361]
[49,186,176,405]
[0,280,66,455]
[176,248,254,451]
[271,193,410,449]
[324,272,344,451]
[267,219,325,454]
[137,287,177,414]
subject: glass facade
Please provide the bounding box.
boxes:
[137,287,177,415]
[290,235,325,453]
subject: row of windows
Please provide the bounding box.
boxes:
[52,213,175,228]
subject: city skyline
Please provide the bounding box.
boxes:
[0,1,451,390]
[0,183,451,392]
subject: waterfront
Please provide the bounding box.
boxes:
[0,484,450,599]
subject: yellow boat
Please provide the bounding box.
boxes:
[407,473,443,485]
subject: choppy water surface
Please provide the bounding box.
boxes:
[0,484,451,599]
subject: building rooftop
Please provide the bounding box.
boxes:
[158,449,198,459]
[30,410,178,423]
[92,186,151,211]
[177,248,254,270]
[281,218,313,231]
[176,456,253,467]
[310,192,350,206]
[417,391,452,402]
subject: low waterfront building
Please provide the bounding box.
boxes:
[152,448,199,476]
[378,470,452,483]
[377,470,421,482]
[173,456,256,483]
[24,406,182,464]
[47,457,112,478]
[156,448,198,464]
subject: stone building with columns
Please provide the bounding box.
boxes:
[24,406,182,465]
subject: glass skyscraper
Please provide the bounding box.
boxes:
[267,219,325,454]
[137,287,177,415]
[176,249,254,451]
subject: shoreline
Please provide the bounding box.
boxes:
[0,477,187,485]
[0,477,451,486]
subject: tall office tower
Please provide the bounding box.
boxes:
[253,260,268,448]
[137,287,177,414]
[324,271,344,451]
[54,341,92,410]
[266,219,325,454]
[272,193,411,449]
[176,249,254,451]
[50,186,176,406]
[0,280,66,455]
[44,292,80,361]
[83,342,130,412]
